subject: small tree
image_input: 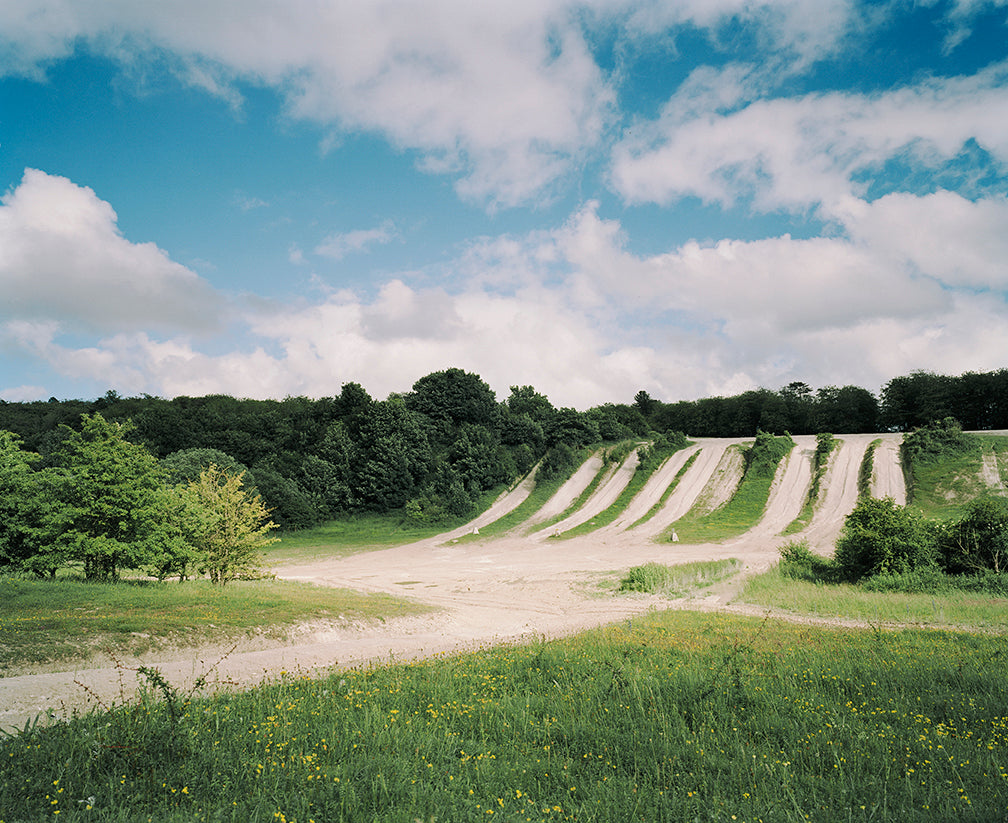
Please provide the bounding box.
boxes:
[186,464,278,585]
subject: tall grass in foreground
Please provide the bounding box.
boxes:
[4,610,1007,822]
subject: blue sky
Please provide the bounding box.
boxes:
[2,1,1007,408]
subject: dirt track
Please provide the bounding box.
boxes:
[1,433,907,732]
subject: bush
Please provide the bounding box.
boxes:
[745,430,794,478]
[778,539,838,583]
[538,443,578,483]
[938,497,1008,575]
[834,497,938,582]
[901,417,980,467]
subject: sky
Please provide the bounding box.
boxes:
[1,1,1007,409]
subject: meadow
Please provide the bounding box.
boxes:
[2,609,1006,822]
[0,577,428,673]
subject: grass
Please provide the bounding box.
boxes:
[618,558,743,595]
[0,577,430,672]
[266,516,448,566]
[903,433,1008,520]
[858,438,881,498]
[740,565,1008,630]
[671,435,794,544]
[3,609,1007,821]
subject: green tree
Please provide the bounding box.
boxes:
[408,368,498,429]
[52,414,166,581]
[185,464,278,585]
[0,431,68,577]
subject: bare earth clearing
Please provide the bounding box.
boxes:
[0,433,911,732]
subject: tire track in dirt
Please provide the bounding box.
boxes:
[871,435,907,504]
[797,434,871,552]
[633,439,734,538]
[519,449,605,530]
[603,445,702,533]
[734,436,815,540]
[537,449,640,537]
[436,464,539,541]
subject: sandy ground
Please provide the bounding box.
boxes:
[1,433,907,733]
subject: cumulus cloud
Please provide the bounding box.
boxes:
[13,189,1007,407]
[0,1,618,207]
[0,169,223,333]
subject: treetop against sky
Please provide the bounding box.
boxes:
[1,1,1007,408]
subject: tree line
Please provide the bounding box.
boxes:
[1,366,1005,534]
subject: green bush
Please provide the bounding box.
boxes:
[745,429,794,477]
[901,417,980,470]
[538,442,579,483]
[834,497,938,582]
[938,497,1008,575]
[778,539,838,583]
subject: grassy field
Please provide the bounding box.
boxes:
[906,434,1008,520]
[739,565,1008,630]
[2,608,1006,822]
[0,578,430,672]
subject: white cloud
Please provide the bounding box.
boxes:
[0,168,224,333]
[12,191,1006,407]
[315,222,397,261]
[610,61,1008,214]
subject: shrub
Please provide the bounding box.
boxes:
[833,497,938,582]
[538,442,578,483]
[778,539,837,583]
[619,562,672,593]
[938,497,1008,575]
[901,417,980,468]
[745,430,794,478]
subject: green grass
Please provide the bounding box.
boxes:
[270,484,520,561]
[0,577,430,672]
[671,435,794,544]
[267,516,449,566]
[740,565,1008,630]
[552,443,689,539]
[618,558,743,595]
[4,609,1007,821]
[903,433,1008,520]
